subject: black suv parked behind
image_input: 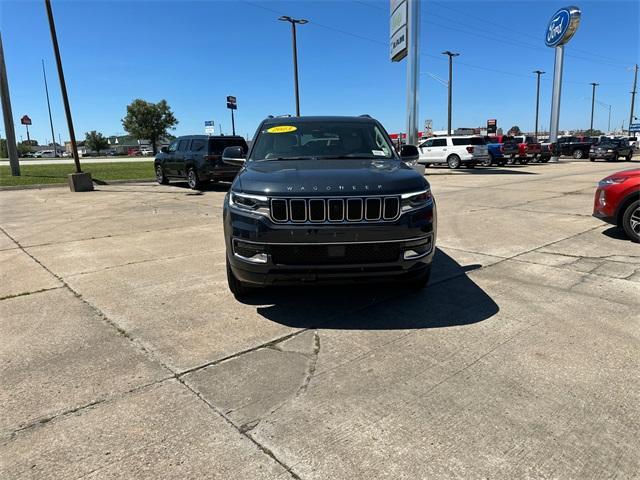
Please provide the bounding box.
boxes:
[589,138,634,162]
[222,115,436,298]
[155,135,248,189]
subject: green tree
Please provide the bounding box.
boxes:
[85,130,109,155]
[0,139,7,158]
[508,125,522,135]
[17,142,32,157]
[583,129,604,136]
[121,99,178,154]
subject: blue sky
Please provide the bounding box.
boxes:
[1,0,638,144]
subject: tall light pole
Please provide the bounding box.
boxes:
[629,64,638,136]
[278,16,307,117]
[45,0,92,191]
[442,51,459,136]
[533,70,545,140]
[0,32,20,175]
[589,82,599,132]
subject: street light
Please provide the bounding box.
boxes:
[441,51,459,136]
[533,70,545,141]
[589,82,599,132]
[278,16,308,117]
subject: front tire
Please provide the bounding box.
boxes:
[481,155,492,167]
[626,152,633,161]
[186,167,202,190]
[155,164,169,184]
[226,258,253,298]
[573,149,584,159]
[622,200,640,243]
[447,154,461,169]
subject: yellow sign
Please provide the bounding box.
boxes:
[267,125,297,134]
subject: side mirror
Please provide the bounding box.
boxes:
[400,144,419,161]
[222,146,246,166]
[160,146,169,153]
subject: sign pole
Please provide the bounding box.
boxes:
[549,45,564,159]
[231,109,236,136]
[405,0,420,146]
[629,63,638,136]
[545,6,581,162]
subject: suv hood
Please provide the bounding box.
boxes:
[234,158,427,196]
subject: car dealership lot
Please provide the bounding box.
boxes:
[1,160,638,479]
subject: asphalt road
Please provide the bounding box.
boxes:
[1,159,638,479]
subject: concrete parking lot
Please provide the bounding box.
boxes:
[1,160,638,479]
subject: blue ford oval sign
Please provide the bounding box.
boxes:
[545,6,581,47]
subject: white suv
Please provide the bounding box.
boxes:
[418,136,489,169]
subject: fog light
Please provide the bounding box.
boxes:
[404,249,421,260]
[233,240,268,264]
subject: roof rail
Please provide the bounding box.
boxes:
[359,114,372,118]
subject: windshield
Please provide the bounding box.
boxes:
[249,121,396,161]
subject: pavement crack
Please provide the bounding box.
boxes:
[296,331,321,397]
[0,285,63,301]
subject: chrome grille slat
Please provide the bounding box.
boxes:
[270,196,401,224]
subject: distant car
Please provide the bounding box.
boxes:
[502,135,541,164]
[589,139,634,162]
[483,135,509,166]
[155,135,249,189]
[21,152,36,158]
[418,135,489,169]
[35,150,57,158]
[140,148,153,156]
[593,168,640,242]
[551,136,593,159]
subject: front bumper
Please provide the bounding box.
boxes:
[589,152,616,160]
[224,201,436,286]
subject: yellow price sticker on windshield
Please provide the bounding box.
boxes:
[267,125,297,133]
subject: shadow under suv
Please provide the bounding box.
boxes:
[155,135,248,189]
[222,116,437,298]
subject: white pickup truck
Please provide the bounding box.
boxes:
[418,136,489,169]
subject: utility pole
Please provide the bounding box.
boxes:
[278,16,307,116]
[442,51,459,136]
[0,32,20,175]
[589,82,599,132]
[45,0,92,191]
[533,70,545,141]
[405,0,420,146]
[629,64,638,136]
[42,60,58,155]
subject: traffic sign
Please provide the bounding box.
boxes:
[205,125,215,135]
[204,120,214,127]
[226,96,237,110]
[629,123,640,132]
[21,115,32,125]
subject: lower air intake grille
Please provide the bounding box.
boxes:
[269,243,401,265]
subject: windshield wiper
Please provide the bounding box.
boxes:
[255,156,316,161]
[316,154,388,160]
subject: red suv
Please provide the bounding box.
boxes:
[593,168,640,242]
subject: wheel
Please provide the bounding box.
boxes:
[423,163,431,168]
[573,149,584,159]
[155,164,169,184]
[498,160,506,167]
[186,167,202,190]
[447,154,461,169]
[626,152,633,161]
[507,155,515,165]
[621,200,640,243]
[481,155,492,167]
[408,266,431,290]
[226,257,253,298]
[589,157,596,162]
[520,157,529,165]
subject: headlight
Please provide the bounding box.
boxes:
[598,190,606,207]
[598,177,625,187]
[401,189,432,212]
[228,192,269,216]
[607,149,614,153]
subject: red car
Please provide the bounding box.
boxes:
[593,168,640,242]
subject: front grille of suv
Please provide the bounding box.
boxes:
[270,196,401,223]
